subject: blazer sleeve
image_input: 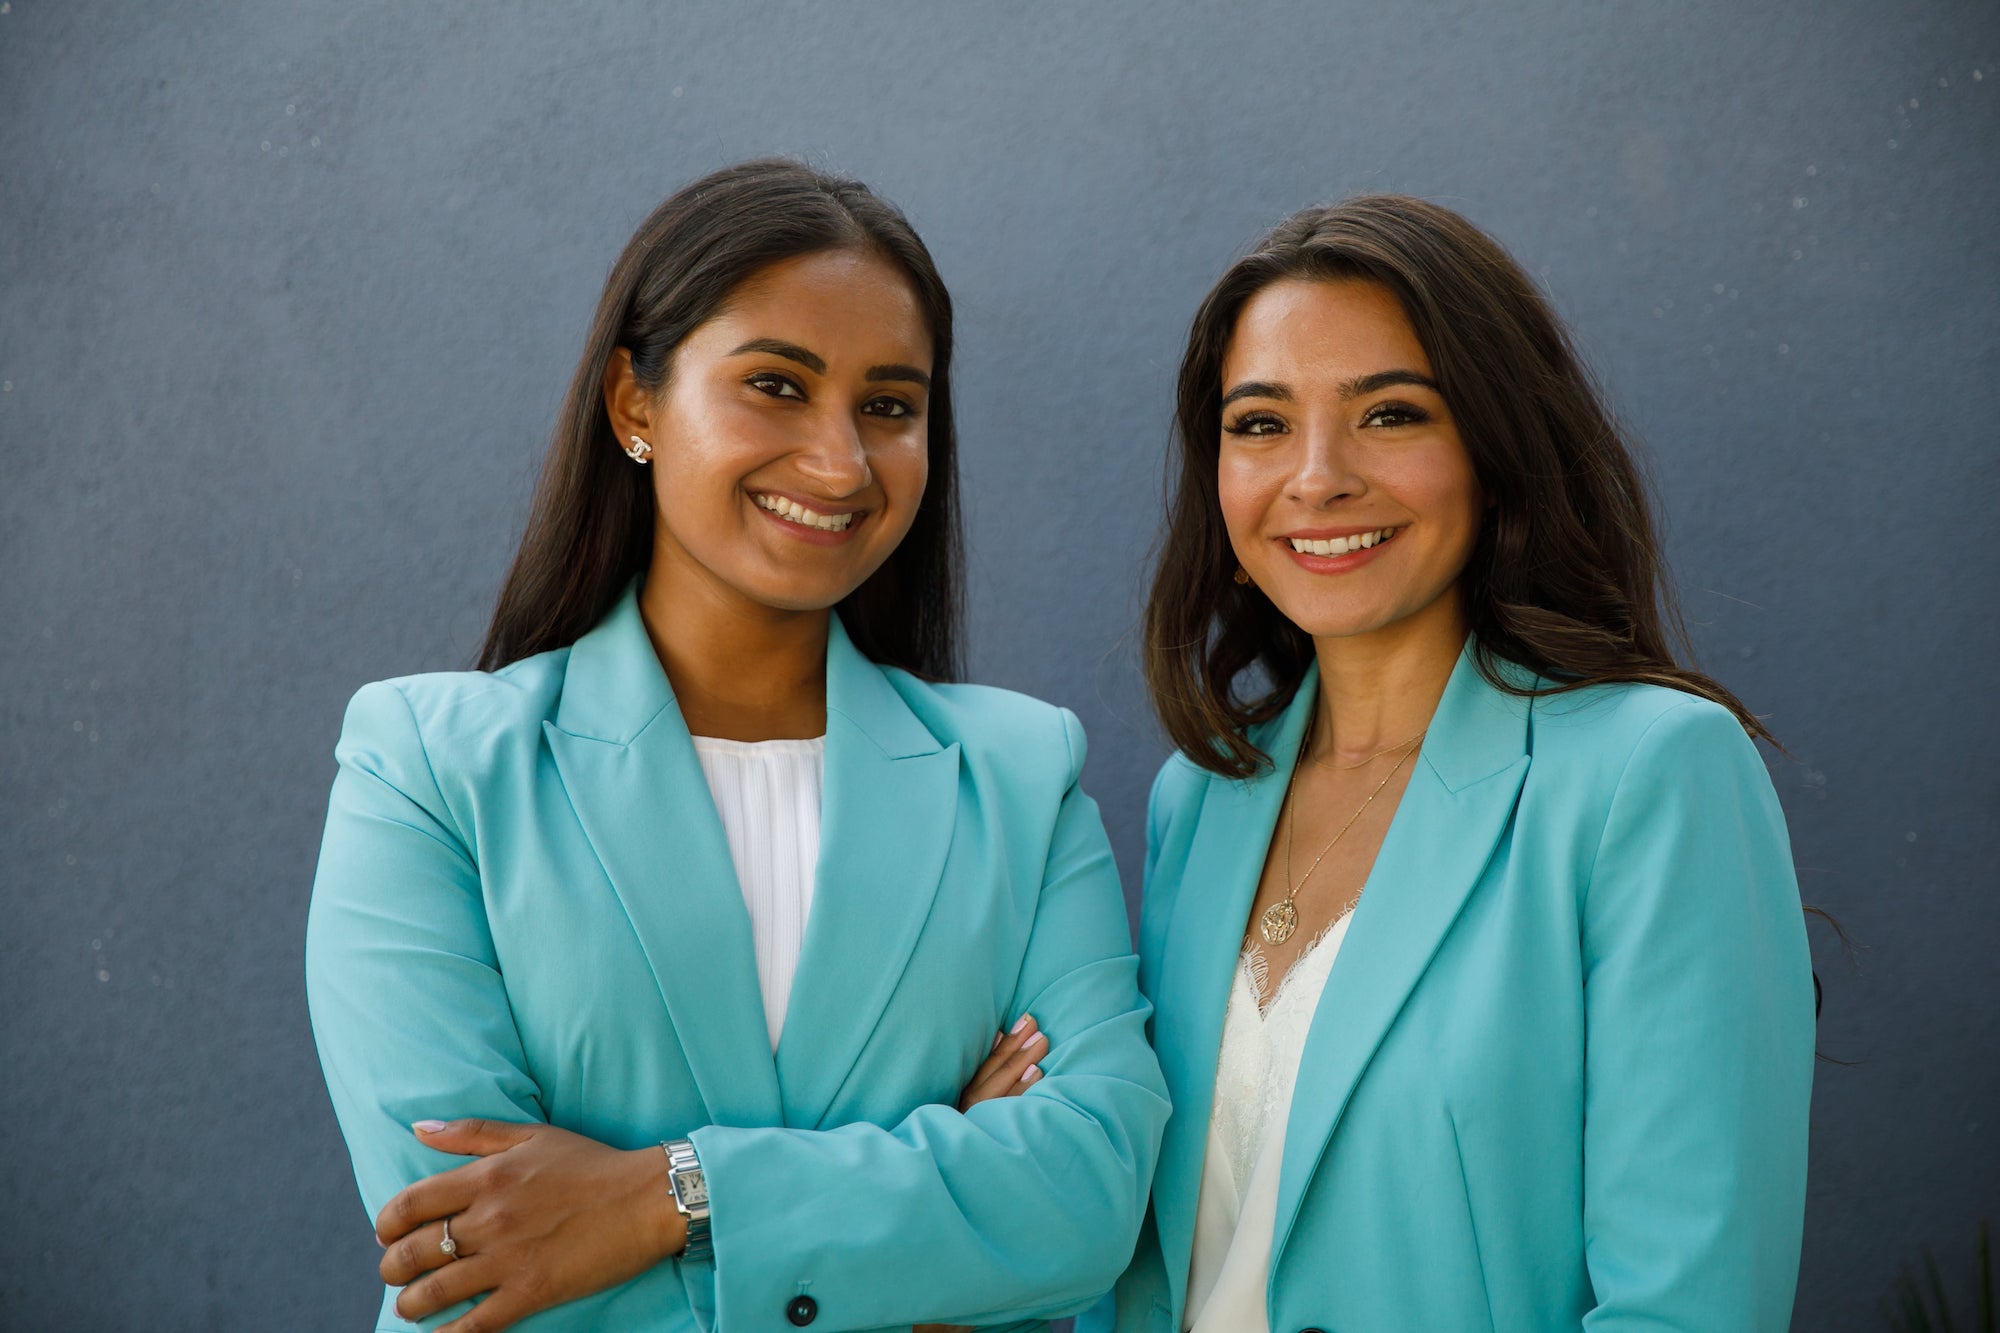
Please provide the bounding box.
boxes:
[689,708,1172,1332]
[1578,700,1815,1332]
[304,682,548,1232]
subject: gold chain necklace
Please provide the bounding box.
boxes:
[1261,726,1424,945]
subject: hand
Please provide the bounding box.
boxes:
[957,1014,1048,1113]
[374,1119,686,1333]
[905,1018,1052,1333]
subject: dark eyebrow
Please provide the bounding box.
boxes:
[729,339,929,391]
[1220,369,1439,408]
[865,363,931,390]
[1220,380,1292,408]
[729,338,825,374]
[1344,369,1439,398]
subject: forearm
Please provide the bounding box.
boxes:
[694,1013,1166,1329]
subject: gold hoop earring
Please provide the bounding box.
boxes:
[1233,566,1252,586]
[625,435,653,464]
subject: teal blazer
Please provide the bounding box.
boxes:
[1084,645,1814,1333]
[306,587,1168,1332]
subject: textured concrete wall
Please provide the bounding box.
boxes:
[3,3,1994,1328]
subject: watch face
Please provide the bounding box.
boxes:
[674,1167,708,1208]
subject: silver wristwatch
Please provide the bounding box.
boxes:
[661,1138,712,1263]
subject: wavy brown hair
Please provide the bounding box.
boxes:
[478,158,961,679]
[1146,194,1768,778]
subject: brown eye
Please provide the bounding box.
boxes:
[862,396,912,418]
[1224,413,1286,438]
[748,373,805,400]
[1361,401,1428,428]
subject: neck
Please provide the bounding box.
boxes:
[1308,591,1468,763]
[637,546,831,743]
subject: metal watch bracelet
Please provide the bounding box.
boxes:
[661,1138,712,1264]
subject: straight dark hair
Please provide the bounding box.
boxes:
[478,158,962,679]
[1147,194,1769,778]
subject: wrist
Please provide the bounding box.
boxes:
[632,1146,688,1262]
[660,1138,711,1264]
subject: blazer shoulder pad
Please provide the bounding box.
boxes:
[1527,679,1759,787]
[338,648,569,785]
[891,675,1082,783]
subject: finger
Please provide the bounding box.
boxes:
[395,1250,500,1324]
[961,1029,1049,1109]
[438,1282,537,1333]
[376,1161,483,1246]
[414,1116,538,1158]
[975,1015,1040,1080]
[977,1030,1047,1097]
[379,1218,460,1288]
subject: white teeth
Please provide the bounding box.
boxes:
[1290,528,1394,555]
[755,494,854,531]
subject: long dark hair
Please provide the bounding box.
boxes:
[1146,194,1768,777]
[478,158,962,679]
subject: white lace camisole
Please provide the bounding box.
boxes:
[1183,910,1356,1332]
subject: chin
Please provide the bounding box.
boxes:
[1265,595,1409,642]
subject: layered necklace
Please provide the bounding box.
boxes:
[1259,718,1425,946]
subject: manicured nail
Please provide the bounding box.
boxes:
[413,1120,447,1133]
[1010,1014,1030,1035]
[1020,1065,1042,1084]
[991,1030,1005,1052]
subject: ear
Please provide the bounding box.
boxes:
[602,347,657,456]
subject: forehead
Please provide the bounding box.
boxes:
[700,248,932,366]
[1224,277,1429,380]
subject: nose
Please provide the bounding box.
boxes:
[794,412,872,496]
[1286,424,1365,508]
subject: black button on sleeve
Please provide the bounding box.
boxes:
[785,1294,818,1326]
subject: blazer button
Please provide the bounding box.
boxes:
[785,1294,818,1326]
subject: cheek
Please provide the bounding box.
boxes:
[876,432,929,500]
[1216,452,1277,545]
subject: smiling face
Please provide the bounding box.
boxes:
[609,247,933,618]
[1217,277,1483,647]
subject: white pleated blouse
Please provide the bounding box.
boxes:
[1183,910,1356,1333]
[690,734,825,1051]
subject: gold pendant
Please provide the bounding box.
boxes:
[1260,899,1299,945]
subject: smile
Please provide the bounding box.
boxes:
[1286,527,1400,556]
[752,493,857,532]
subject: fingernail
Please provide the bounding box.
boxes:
[1020,1064,1042,1083]
[376,1235,387,1248]
[413,1120,447,1133]
[991,1030,1005,1052]
[1010,1014,1030,1035]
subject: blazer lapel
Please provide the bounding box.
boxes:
[1269,642,1532,1270]
[774,616,959,1129]
[541,586,782,1128]
[1150,675,1318,1317]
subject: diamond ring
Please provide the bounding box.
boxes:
[440,1216,458,1260]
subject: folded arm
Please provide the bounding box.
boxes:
[692,711,1171,1331]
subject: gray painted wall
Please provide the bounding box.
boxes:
[3,3,1994,1329]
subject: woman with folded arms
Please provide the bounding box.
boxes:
[306,158,1166,1333]
[1041,195,1811,1331]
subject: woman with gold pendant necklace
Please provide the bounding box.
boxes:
[965,195,1817,1331]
